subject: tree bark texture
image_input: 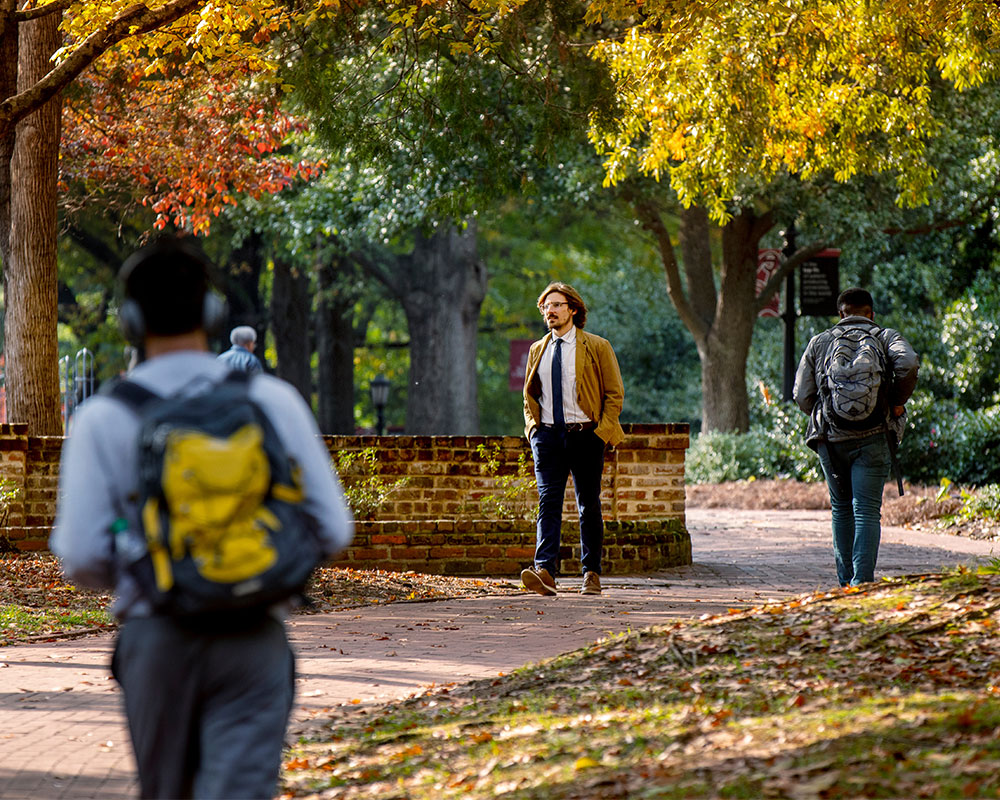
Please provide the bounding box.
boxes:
[6,12,61,433]
[315,256,357,434]
[381,223,486,435]
[638,194,774,434]
[270,258,312,402]
[224,231,265,353]
[1,7,18,321]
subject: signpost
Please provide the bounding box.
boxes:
[756,249,783,318]
[799,249,841,317]
[782,228,797,401]
[778,229,841,401]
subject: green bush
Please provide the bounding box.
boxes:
[955,483,1000,523]
[686,379,821,484]
[686,428,821,483]
[456,443,537,522]
[899,393,1000,485]
[333,448,408,520]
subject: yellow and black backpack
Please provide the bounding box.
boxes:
[107,371,322,624]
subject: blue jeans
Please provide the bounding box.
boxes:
[817,433,891,587]
[530,425,607,576]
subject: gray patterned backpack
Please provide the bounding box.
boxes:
[819,323,891,431]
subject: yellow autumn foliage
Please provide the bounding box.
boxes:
[584,0,1000,220]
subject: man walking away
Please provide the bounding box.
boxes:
[521,281,625,596]
[218,325,263,373]
[794,287,918,587]
[51,236,354,799]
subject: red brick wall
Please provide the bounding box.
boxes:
[327,423,690,523]
[337,518,690,575]
[1,423,692,575]
[0,424,63,552]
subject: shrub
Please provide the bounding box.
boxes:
[457,443,537,522]
[686,428,822,484]
[948,482,1000,524]
[687,382,821,483]
[899,394,1000,485]
[333,448,408,520]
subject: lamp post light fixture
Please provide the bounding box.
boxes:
[370,374,390,435]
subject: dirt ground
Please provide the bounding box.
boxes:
[686,479,1000,541]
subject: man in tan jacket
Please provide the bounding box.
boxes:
[522,282,625,596]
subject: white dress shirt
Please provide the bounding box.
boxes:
[537,327,591,425]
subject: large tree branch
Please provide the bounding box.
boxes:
[754,239,827,313]
[350,245,403,298]
[750,209,775,243]
[14,0,76,22]
[629,192,710,341]
[0,0,203,136]
[64,222,124,269]
[0,0,17,43]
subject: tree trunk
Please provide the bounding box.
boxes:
[224,231,265,358]
[0,9,19,343]
[697,330,752,432]
[315,255,357,434]
[6,12,61,433]
[635,193,773,435]
[270,258,312,402]
[692,209,767,433]
[391,223,486,435]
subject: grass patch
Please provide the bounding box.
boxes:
[0,604,113,634]
[281,572,1000,799]
[0,554,520,646]
[0,554,115,645]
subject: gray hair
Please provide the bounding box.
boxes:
[230,325,257,347]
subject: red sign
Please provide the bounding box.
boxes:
[509,340,534,391]
[756,249,783,318]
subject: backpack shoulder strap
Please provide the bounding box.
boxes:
[101,377,161,412]
[220,369,252,388]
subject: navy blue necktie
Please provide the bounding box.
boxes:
[552,338,565,427]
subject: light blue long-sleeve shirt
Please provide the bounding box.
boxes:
[217,344,262,374]
[51,350,354,619]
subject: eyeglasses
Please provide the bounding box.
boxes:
[540,302,568,311]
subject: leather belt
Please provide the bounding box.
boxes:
[541,422,596,432]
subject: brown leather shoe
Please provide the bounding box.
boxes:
[521,567,557,596]
[581,572,602,595]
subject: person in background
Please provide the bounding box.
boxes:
[217,325,263,373]
[794,287,919,587]
[521,281,625,597]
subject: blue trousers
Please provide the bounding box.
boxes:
[817,433,891,587]
[112,615,295,799]
[530,425,607,575]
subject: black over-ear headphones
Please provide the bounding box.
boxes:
[118,294,227,346]
[117,238,228,346]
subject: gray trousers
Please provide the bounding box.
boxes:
[112,615,295,800]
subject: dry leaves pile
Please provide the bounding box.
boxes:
[688,480,999,540]
[304,567,520,612]
[281,570,1000,799]
[0,555,115,646]
[0,554,519,646]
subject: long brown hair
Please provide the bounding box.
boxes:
[537,282,588,329]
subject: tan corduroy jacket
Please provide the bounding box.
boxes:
[522,328,625,447]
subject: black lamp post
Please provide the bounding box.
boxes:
[370,374,390,435]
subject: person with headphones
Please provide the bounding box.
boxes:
[51,236,354,799]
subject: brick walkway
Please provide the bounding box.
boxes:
[1,509,996,799]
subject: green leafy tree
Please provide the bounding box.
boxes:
[269,2,613,434]
[0,0,536,433]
